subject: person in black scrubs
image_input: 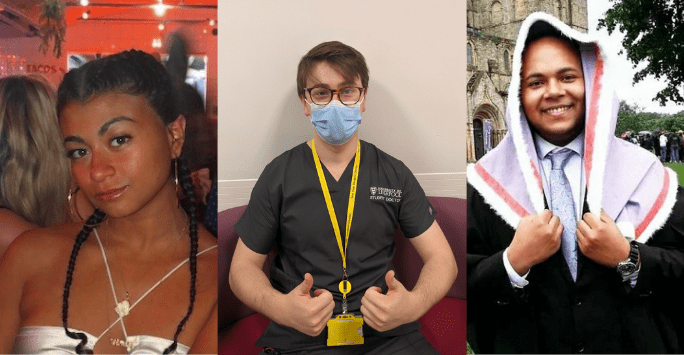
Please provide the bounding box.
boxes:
[229,41,458,354]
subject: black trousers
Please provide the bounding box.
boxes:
[258,330,439,355]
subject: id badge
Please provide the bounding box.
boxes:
[326,313,364,346]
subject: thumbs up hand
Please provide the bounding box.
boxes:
[282,273,335,336]
[360,270,416,332]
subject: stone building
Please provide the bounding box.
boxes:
[466,0,588,162]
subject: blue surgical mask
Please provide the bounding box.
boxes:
[308,99,363,145]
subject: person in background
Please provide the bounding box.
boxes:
[671,131,681,163]
[660,130,668,162]
[679,131,684,164]
[0,75,69,257]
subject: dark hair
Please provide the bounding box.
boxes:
[521,20,582,69]
[57,49,198,354]
[296,41,369,98]
[57,49,178,125]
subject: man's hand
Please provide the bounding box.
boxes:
[360,270,417,332]
[577,210,630,267]
[507,210,563,275]
[279,273,335,337]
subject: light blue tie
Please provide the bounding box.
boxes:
[548,148,577,281]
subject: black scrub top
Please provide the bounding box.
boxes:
[234,140,436,349]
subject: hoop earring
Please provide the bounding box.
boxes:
[174,158,180,196]
[68,187,85,222]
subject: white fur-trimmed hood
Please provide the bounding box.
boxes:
[469,12,677,243]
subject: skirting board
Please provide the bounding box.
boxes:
[218,172,466,212]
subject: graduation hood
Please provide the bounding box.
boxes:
[467,12,678,243]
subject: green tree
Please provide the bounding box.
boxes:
[616,100,644,134]
[599,0,684,105]
[659,115,684,132]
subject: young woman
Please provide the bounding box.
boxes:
[0,75,70,256]
[0,50,217,354]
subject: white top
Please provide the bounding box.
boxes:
[14,326,191,354]
[13,228,217,354]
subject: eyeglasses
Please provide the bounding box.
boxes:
[304,87,365,106]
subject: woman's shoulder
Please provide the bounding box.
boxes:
[0,208,35,257]
[2,222,83,271]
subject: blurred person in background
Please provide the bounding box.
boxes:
[166,32,217,226]
[0,75,69,256]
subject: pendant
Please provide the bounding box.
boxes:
[114,292,131,318]
[114,299,130,318]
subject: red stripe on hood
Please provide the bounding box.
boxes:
[475,163,530,218]
[584,44,603,188]
[531,159,543,190]
[635,168,670,239]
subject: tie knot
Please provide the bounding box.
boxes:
[548,148,573,170]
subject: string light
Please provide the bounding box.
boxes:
[81,11,89,19]
[152,0,169,17]
[152,38,162,48]
[158,23,165,31]
[80,0,89,6]
[209,19,215,26]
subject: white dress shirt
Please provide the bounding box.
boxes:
[503,133,585,288]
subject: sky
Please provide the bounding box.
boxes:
[587,0,684,115]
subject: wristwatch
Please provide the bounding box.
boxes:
[616,240,640,277]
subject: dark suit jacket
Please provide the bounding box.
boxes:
[467,183,684,354]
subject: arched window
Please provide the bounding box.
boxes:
[491,1,502,24]
[473,118,485,160]
[504,50,510,71]
[467,43,473,66]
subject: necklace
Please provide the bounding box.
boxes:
[100,215,187,350]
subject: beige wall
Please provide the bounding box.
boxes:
[219,0,467,210]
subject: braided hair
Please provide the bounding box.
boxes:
[57,50,199,354]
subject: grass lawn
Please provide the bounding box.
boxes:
[665,162,684,186]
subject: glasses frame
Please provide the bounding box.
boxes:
[304,87,366,106]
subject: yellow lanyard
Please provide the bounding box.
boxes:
[312,139,360,312]
[311,139,360,269]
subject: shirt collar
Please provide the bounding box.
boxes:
[534,132,585,160]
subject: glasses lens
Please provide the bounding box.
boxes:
[340,88,361,105]
[310,88,332,105]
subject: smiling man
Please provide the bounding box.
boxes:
[230,41,457,355]
[467,13,684,353]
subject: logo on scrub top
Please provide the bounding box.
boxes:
[369,186,402,203]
